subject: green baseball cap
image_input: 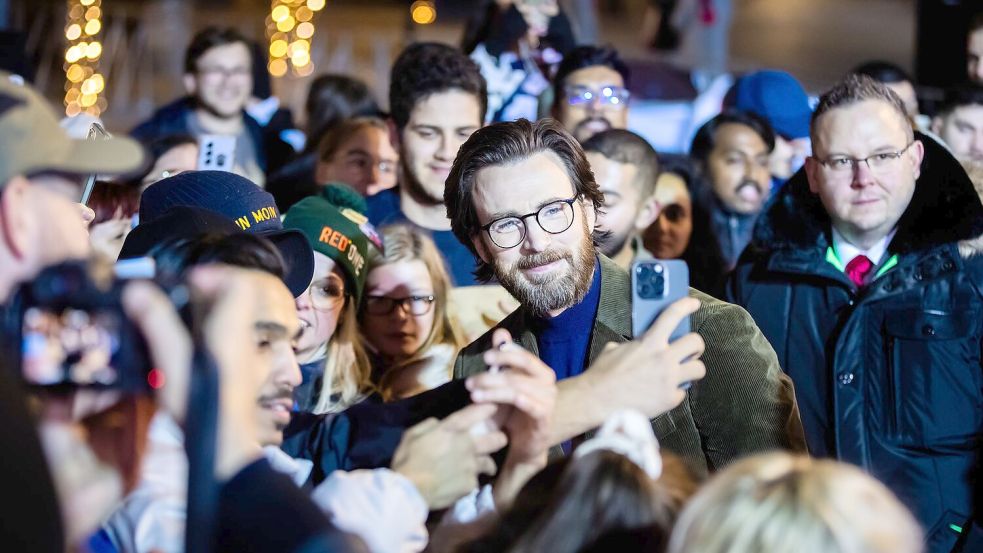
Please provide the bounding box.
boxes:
[283,190,377,303]
[0,73,144,188]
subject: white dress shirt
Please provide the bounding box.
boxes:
[831,226,898,271]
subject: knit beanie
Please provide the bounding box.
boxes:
[283,184,380,304]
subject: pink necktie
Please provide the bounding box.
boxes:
[845,255,874,287]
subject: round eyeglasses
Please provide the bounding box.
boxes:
[480,196,579,249]
[564,84,630,107]
[307,277,347,311]
[364,295,436,317]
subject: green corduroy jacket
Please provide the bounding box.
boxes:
[453,255,806,479]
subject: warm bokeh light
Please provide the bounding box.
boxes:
[89,73,105,92]
[270,39,288,58]
[66,64,85,82]
[66,23,82,41]
[271,5,289,22]
[65,0,104,116]
[84,18,100,35]
[291,50,310,67]
[411,1,436,25]
[268,0,324,77]
[296,62,314,77]
[269,58,288,77]
[296,21,314,38]
[65,46,81,63]
[276,15,295,32]
[86,41,102,59]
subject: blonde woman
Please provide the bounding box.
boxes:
[360,224,467,400]
[283,187,377,413]
[668,452,923,553]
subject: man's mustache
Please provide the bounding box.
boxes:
[735,179,765,195]
[515,249,570,270]
[575,116,612,131]
[258,385,294,404]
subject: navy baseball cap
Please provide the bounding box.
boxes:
[119,205,240,260]
[139,171,314,297]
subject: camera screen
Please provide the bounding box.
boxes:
[21,307,122,386]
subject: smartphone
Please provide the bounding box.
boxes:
[197,135,237,172]
[631,259,690,341]
[80,122,111,205]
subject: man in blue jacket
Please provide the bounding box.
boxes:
[131,27,267,186]
[728,74,983,553]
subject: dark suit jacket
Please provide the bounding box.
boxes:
[453,255,806,478]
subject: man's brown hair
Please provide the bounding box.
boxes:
[183,27,250,74]
[445,118,604,282]
[811,74,912,142]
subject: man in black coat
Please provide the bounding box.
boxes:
[728,74,983,553]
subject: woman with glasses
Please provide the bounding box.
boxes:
[282,186,377,413]
[359,224,467,400]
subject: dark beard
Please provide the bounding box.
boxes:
[400,157,444,206]
[494,218,597,317]
[573,116,612,142]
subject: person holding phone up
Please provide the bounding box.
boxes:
[444,118,806,480]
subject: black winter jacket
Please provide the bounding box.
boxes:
[728,135,983,553]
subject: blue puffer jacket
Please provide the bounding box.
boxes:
[728,134,983,553]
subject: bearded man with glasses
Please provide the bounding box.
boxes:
[728,74,983,553]
[445,117,805,478]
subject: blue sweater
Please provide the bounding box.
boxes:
[366,188,480,286]
[533,257,602,381]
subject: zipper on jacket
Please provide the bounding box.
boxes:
[885,336,900,437]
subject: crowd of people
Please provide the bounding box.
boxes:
[2,2,983,553]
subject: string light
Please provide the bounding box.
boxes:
[64,0,104,116]
[267,0,325,77]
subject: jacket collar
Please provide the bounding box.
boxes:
[593,254,632,340]
[749,132,983,261]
